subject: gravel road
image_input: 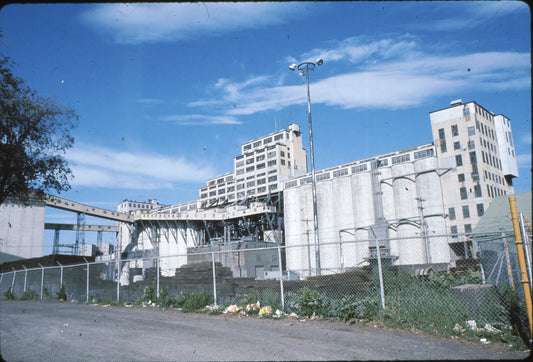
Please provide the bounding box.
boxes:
[0,301,528,361]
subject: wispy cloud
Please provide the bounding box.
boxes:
[519,132,532,145]
[80,3,307,44]
[161,114,241,125]
[136,98,164,105]
[412,1,527,31]
[188,35,530,115]
[66,144,215,189]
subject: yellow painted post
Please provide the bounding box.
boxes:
[508,196,532,337]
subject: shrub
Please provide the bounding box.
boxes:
[3,288,15,300]
[136,286,156,305]
[173,290,213,312]
[298,287,325,317]
[158,288,172,308]
[20,289,39,301]
[56,285,67,301]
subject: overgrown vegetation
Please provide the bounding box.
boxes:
[3,288,15,300]
[20,289,39,301]
[56,284,67,301]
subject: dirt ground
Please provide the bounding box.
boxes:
[0,301,528,361]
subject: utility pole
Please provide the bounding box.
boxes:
[302,218,312,276]
[415,197,430,263]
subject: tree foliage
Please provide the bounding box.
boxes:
[0,55,78,205]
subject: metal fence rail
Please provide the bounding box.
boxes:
[1,230,531,343]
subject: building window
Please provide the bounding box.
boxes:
[468,126,476,136]
[209,191,216,197]
[218,189,225,195]
[300,177,312,185]
[253,141,261,148]
[247,189,255,195]
[243,144,251,151]
[462,205,470,218]
[268,175,277,182]
[237,183,244,190]
[440,142,447,153]
[227,186,235,192]
[317,173,330,181]
[352,163,368,172]
[236,161,244,167]
[246,158,254,165]
[474,184,482,197]
[257,178,266,185]
[274,134,283,141]
[468,140,475,150]
[476,203,484,217]
[449,207,456,220]
[464,224,472,233]
[438,128,445,140]
[237,192,245,198]
[257,186,266,193]
[280,159,285,165]
[256,155,265,162]
[455,155,463,167]
[333,168,348,177]
[469,151,477,164]
[263,137,272,144]
[247,181,255,187]
[269,184,278,191]
[451,225,458,237]
[267,151,276,159]
[267,160,277,167]
[454,141,461,150]
[392,154,410,165]
[256,163,265,170]
[460,187,467,200]
[285,180,297,188]
[451,124,459,136]
[458,174,465,182]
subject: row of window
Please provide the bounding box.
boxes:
[242,133,286,151]
[475,104,494,122]
[451,224,472,236]
[448,203,484,220]
[459,184,482,200]
[481,150,502,170]
[487,184,506,199]
[485,171,504,185]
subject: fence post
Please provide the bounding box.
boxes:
[277,244,285,310]
[57,262,63,287]
[509,196,533,338]
[83,258,89,303]
[23,265,27,292]
[211,252,217,307]
[370,227,386,310]
[38,263,44,300]
[11,267,16,293]
[156,246,160,299]
[116,259,120,304]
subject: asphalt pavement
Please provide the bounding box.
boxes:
[0,301,528,361]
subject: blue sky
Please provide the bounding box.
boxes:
[0,2,531,253]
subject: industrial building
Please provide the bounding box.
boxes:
[0,100,520,282]
[112,99,519,280]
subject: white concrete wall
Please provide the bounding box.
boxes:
[0,200,45,258]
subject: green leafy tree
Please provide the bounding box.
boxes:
[0,54,77,205]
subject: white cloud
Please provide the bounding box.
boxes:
[412,1,527,31]
[81,3,306,44]
[188,36,530,115]
[66,144,215,189]
[161,114,241,125]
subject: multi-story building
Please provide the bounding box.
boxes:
[117,199,162,213]
[114,100,519,280]
[283,100,519,275]
[430,99,518,257]
[198,124,307,207]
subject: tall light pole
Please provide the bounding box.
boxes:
[289,59,323,275]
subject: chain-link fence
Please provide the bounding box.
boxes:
[1,230,531,345]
